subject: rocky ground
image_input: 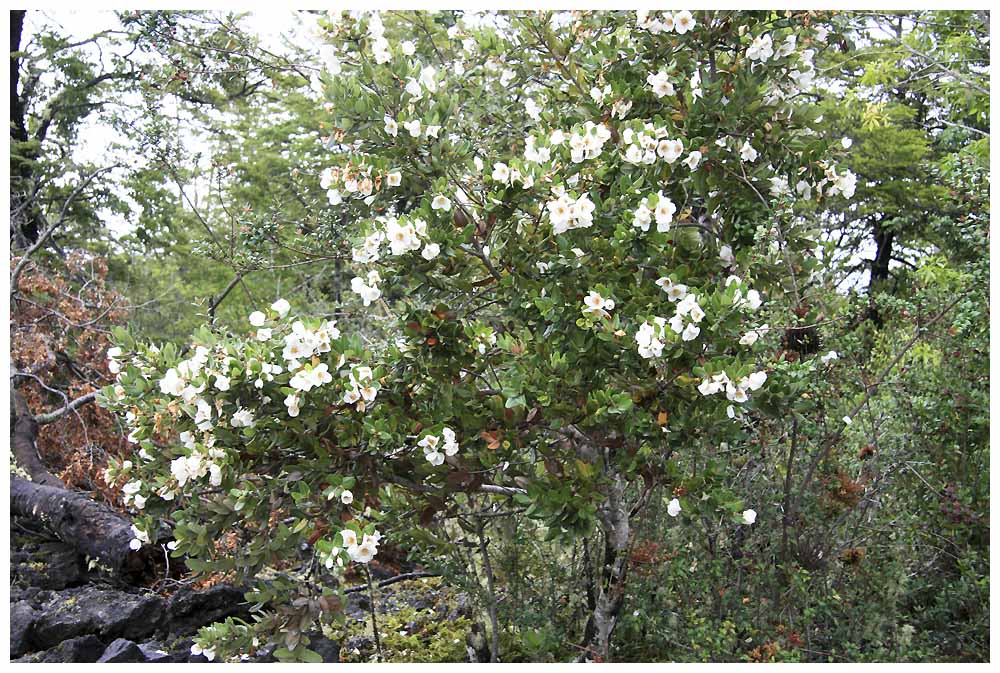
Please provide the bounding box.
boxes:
[10,518,472,663]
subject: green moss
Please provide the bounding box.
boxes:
[333,577,472,663]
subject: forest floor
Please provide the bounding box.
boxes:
[10,517,471,663]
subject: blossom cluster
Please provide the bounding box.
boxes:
[341,528,381,564]
[697,369,768,404]
[491,161,534,189]
[352,215,440,263]
[635,317,670,359]
[108,299,382,554]
[343,365,379,412]
[726,275,764,311]
[621,124,688,167]
[321,164,397,207]
[632,192,678,233]
[418,427,460,465]
[366,12,391,64]
[350,269,383,306]
[551,121,612,164]
[547,190,596,235]
[636,9,696,34]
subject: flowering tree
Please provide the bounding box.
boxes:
[101,10,857,662]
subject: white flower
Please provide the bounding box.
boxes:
[674,10,695,34]
[820,350,839,363]
[290,363,334,392]
[746,370,768,390]
[386,218,419,256]
[209,463,222,487]
[492,162,510,183]
[194,399,213,431]
[231,407,255,428]
[341,490,354,505]
[421,242,441,260]
[401,40,416,56]
[214,375,230,392]
[159,368,185,396]
[690,69,703,99]
[348,533,380,564]
[739,140,758,163]
[612,99,632,119]
[425,125,441,139]
[646,70,675,98]
[582,290,615,317]
[442,427,460,456]
[747,34,774,62]
[387,171,402,187]
[843,415,853,426]
[742,509,757,525]
[351,273,382,307]
[249,311,266,327]
[683,150,702,170]
[284,393,301,418]
[681,323,701,341]
[431,194,452,211]
[657,139,684,164]
[271,298,291,317]
[719,245,735,266]
[769,175,790,197]
[384,115,398,137]
[841,137,853,149]
[796,180,812,200]
[403,119,422,137]
[524,97,541,121]
[746,289,763,310]
[740,325,769,346]
[340,529,358,548]
[635,321,665,359]
[547,193,595,234]
[667,498,682,517]
[632,204,653,231]
[653,192,677,231]
[327,189,343,206]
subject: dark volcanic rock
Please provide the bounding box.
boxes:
[164,584,249,636]
[31,585,164,649]
[137,640,175,662]
[309,633,341,662]
[12,540,86,591]
[36,634,106,663]
[11,600,38,658]
[97,638,145,663]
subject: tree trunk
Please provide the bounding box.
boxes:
[11,387,63,487]
[870,222,894,289]
[584,471,632,661]
[11,475,158,582]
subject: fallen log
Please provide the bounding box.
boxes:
[11,475,159,583]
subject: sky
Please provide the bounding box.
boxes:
[21,10,313,238]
